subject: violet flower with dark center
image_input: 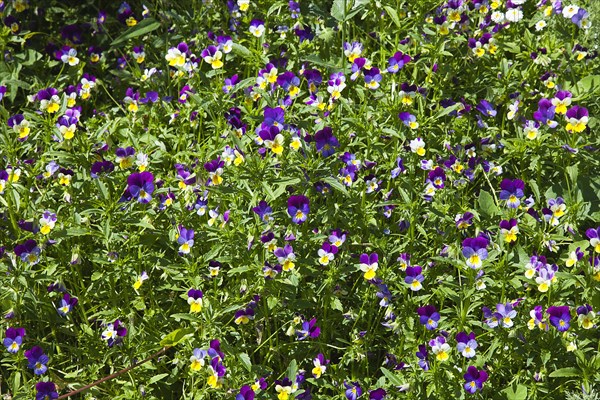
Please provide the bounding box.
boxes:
[296,317,320,340]
[499,178,525,208]
[3,327,26,353]
[463,366,488,393]
[101,319,127,347]
[417,305,440,330]
[287,195,310,224]
[25,345,49,375]
[35,381,58,400]
[314,126,339,157]
[126,171,154,203]
[547,306,571,331]
[462,235,489,269]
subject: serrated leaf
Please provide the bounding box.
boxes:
[228,266,251,275]
[91,271,104,281]
[502,384,528,400]
[286,359,298,381]
[111,18,161,47]
[435,103,462,119]
[330,297,343,311]
[323,176,349,197]
[231,43,252,59]
[267,297,278,310]
[148,373,169,384]
[160,327,195,347]
[331,0,349,22]
[238,352,252,372]
[383,6,401,28]
[548,367,581,378]
[380,367,404,386]
[478,190,499,217]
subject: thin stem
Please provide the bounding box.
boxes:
[56,347,170,399]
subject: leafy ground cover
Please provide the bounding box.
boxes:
[1,0,600,399]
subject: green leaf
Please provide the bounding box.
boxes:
[228,266,251,275]
[238,352,252,372]
[231,43,252,59]
[548,367,581,378]
[435,103,462,119]
[383,6,401,28]
[323,176,349,197]
[13,372,20,392]
[302,54,339,69]
[331,0,349,22]
[286,359,298,381]
[65,228,94,237]
[170,313,198,322]
[331,0,364,22]
[478,190,499,217]
[267,297,278,310]
[148,373,169,384]
[380,367,403,386]
[330,297,343,311]
[91,271,104,281]
[160,327,195,347]
[502,384,528,400]
[267,1,287,16]
[262,181,277,201]
[111,18,161,47]
[570,75,600,97]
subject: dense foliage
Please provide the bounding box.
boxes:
[1,0,599,399]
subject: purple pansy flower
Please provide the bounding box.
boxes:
[314,126,339,157]
[495,302,518,328]
[547,306,571,331]
[344,381,363,400]
[463,366,488,393]
[586,227,600,253]
[14,240,41,265]
[399,112,419,129]
[387,51,412,73]
[499,178,525,208]
[25,346,49,375]
[252,200,273,223]
[462,235,489,269]
[177,225,194,255]
[428,167,446,189]
[101,319,127,347]
[417,305,440,330]
[35,382,58,400]
[204,157,225,186]
[364,67,382,90]
[533,98,558,128]
[296,317,320,340]
[188,289,203,313]
[236,385,255,400]
[287,195,310,224]
[416,344,430,371]
[126,171,154,203]
[91,160,115,178]
[456,332,478,358]
[369,388,387,399]
[455,212,474,229]
[4,327,26,353]
[391,157,406,178]
[57,293,78,317]
[359,253,379,280]
[565,105,589,133]
[476,99,496,117]
[405,266,424,291]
